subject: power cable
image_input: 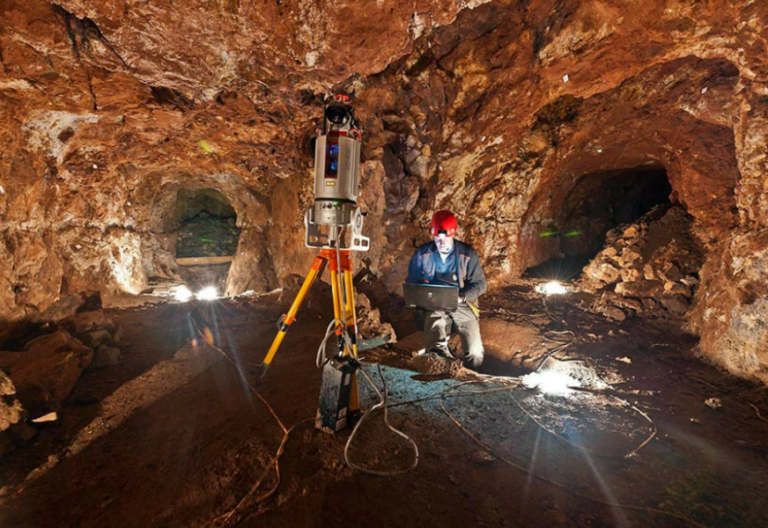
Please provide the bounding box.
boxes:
[316,318,351,367]
[344,363,419,476]
[188,317,296,528]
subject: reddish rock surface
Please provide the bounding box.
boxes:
[1,0,768,383]
[0,369,23,432]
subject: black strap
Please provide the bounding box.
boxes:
[455,246,464,290]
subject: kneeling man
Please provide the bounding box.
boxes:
[406,210,487,370]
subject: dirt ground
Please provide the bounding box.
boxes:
[1,281,768,528]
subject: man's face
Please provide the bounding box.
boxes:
[434,234,454,254]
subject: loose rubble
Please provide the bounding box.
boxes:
[579,205,703,321]
[356,293,397,345]
[0,369,24,432]
[0,307,122,457]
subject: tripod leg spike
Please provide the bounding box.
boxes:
[255,363,269,383]
[260,255,327,380]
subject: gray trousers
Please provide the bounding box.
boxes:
[424,305,484,369]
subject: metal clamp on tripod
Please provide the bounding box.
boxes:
[259,94,370,433]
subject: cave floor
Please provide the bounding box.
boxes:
[1,283,767,528]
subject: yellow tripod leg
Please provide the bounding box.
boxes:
[258,255,327,381]
[343,269,359,358]
[330,268,342,330]
[343,269,361,412]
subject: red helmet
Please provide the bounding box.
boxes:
[431,210,458,237]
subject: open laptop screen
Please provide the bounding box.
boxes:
[403,283,459,312]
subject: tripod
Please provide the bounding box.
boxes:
[259,247,361,413]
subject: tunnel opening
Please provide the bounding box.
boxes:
[172,188,241,295]
[526,165,673,280]
[175,188,240,259]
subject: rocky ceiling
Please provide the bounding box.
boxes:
[1,0,767,383]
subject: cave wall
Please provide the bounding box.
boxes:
[2,0,768,382]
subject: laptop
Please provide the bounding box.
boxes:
[403,283,460,312]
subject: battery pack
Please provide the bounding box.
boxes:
[315,357,358,433]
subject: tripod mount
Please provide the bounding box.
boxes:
[259,95,370,433]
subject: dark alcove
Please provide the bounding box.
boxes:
[526,166,672,280]
[174,188,241,259]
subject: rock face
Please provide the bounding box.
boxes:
[688,231,768,384]
[1,1,768,383]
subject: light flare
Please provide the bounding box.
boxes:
[196,286,219,301]
[522,370,580,396]
[172,285,193,302]
[535,281,568,296]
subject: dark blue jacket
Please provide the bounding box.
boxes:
[406,240,488,303]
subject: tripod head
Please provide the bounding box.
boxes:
[305,94,370,252]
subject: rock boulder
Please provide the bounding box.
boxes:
[0,331,93,417]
